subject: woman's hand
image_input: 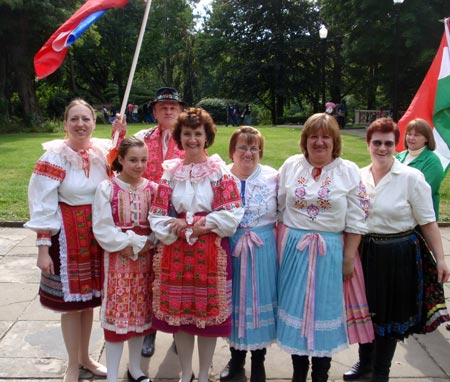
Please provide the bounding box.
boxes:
[166,218,188,236]
[436,258,450,283]
[342,256,355,280]
[37,246,54,275]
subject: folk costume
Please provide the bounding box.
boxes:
[277,155,369,356]
[150,154,244,337]
[228,164,278,350]
[360,159,449,338]
[93,177,157,342]
[25,138,111,311]
[135,126,184,182]
[396,147,444,219]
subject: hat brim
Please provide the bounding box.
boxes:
[150,99,186,108]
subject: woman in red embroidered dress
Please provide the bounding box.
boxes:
[25,99,109,382]
[149,108,244,382]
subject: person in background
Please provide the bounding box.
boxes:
[336,99,346,129]
[396,118,444,220]
[343,118,450,382]
[220,126,278,382]
[277,113,368,382]
[24,99,110,382]
[93,137,157,382]
[241,103,252,125]
[149,108,244,382]
[113,86,185,357]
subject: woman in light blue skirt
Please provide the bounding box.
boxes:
[277,114,368,382]
[220,126,278,382]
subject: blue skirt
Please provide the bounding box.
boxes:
[277,228,348,357]
[229,224,278,350]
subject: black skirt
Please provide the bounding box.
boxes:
[360,229,449,339]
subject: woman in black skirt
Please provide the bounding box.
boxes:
[343,117,450,382]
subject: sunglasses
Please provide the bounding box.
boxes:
[371,140,395,148]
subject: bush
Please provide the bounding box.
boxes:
[196,98,228,124]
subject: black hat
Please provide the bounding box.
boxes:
[150,87,185,108]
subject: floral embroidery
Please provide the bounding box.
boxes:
[150,182,173,216]
[211,174,242,211]
[293,176,331,220]
[357,181,370,219]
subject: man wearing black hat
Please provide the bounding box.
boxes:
[112,87,185,358]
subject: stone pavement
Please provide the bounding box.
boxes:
[1,226,450,382]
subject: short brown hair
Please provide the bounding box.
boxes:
[404,118,436,151]
[228,126,265,160]
[366,117,400,144]
[173,108,216,150]
[64,98,96,121]
[300,113,342,158]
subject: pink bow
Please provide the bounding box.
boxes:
[296,233,326,350]
[232,231,264,338]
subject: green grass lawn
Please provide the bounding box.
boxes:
[1,123,448,222]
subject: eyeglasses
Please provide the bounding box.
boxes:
[236,145,261,154]
[371,140,395,148]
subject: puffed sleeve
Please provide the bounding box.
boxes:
[93,180,147,261]
[24,151,66,245]
[206,170,244,237]
[343,161,369,235]
[149,178,178,245]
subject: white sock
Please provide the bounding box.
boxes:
[197,336,217,382]
[106,341,124,382]
[174,332,195,382]
[128,336,146,378]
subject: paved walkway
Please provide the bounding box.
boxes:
[1,226,450,381]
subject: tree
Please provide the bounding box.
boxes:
[0,0,77,128]
[199,0,321,124]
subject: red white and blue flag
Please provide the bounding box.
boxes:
[397,18,450,173]
[34,0,129,79]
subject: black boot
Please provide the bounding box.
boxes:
[250,349,266,382]
[291,355,309,382]
[141,331,156,357]
[220,348,247,381]
[311,356,331,382]
[343,342,374,380]
[371,336,397,382]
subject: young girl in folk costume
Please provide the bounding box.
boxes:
[93,137,156,382]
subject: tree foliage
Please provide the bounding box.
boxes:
[2,0,450,128]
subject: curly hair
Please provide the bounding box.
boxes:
[172,107,216,150]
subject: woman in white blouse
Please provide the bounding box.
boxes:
[343,118,449,382]
[277,113,368,382]
[149,108,244,382]
[25,99,109,382]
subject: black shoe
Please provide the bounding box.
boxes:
[128,369,152,382]
[141,332,156,358]
[343,361,372,381]
[220,362,245,381]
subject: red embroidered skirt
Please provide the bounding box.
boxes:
[39,203,102,311]
[102,227,155,342]
[152,235,232,337]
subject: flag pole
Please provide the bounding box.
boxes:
[112,0,152,147]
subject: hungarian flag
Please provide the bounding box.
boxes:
[34,0,129,80]
[397,18,450,173]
